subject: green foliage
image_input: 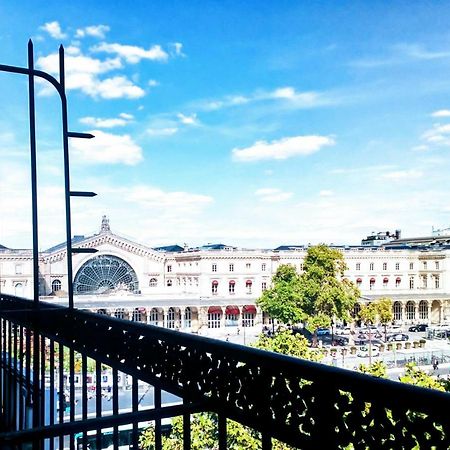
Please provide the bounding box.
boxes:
[399,363,446,391]
[375,297,394,325]
[357,361,387,378]
[359,302,377,325]
[257,264,305,325]
[257,245,360,331]
[253,330,322,362]
[139,413,297,449]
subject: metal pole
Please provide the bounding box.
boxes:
[58,45,75,309]
[27,40,39,307]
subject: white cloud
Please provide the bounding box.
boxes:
[37,51,144,99]
[119,113,134,120]
[255,188,293,203]
[431,109,450,118]
[76,25,110,39]
[177,113,198,125]
[147,127,178,136]
[412,145,430,152]
[170,42,185,57]
[195,86,324,111]
[232,135,335,162]
[380,170,423,181]
[422,123,450,146]
[79,115,132,128]
[148,79,159,87]
[71,130,143,165]
[40,21,67,39]
[92,42,169,63]
[319,190,334,197]
[94,76,145,99]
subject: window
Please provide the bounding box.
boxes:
[262,282,267,291]
[167,265,172,273]
[395,263,400,270]
[212,264,217,272]
[15,264,22,275]
[167,307,175,329]
[393,302,402,321]
[356,278,362,287]
[422,276,427,289]
[149,278,157,287]
[406,301,415,321]
[409,277,414,289]
[409,262,414,270]
[115,308,126,320]
[229,280,235,294]
[419,301,428,320]
[14,283,23,296]
[261,263,266,272]
[435,261,440,270]
[299,263,304,271]
[356,263,361,271]
[52,279,62,292]
[212,280,218,294]
[383,277,388,287]
[246,280,252,294]
[208,309,222,328]
[423,261,427,270]
[229,263,234,272]
[132,308,145,322]
[369,278,375,290]
[242,312,255,327]
[149,308,159,326]
[184,307,192,328]
[383,262,387,270]
[395,277,401,288]
[246,263,251,269]
[369,263,374,271]
[435,275,440,289]
[167,279,172,287]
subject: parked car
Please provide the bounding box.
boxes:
[316,327,330,336]
[357,345,380,358]
[387,333,409,342]
[408,324,428,332]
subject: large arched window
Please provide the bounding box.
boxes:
[406,301,415,321]
[149,308,159,326]
[74,255,138,295]
[419,300,428,321]
[114,308,126,320]
[184,307,192,328]
[393,301,402,321]
[14,283,23,297]
[52,279,62,292]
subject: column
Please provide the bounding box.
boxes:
[427,304,432,325]
[220,307,225,329]
[401,303,406,325]
[414,303,419,323]
[162,307,168,328]
[440,304,444,324]
[180,307,186,329]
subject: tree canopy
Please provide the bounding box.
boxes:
[257,244,360,330]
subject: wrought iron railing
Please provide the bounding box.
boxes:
[0,294,449,449]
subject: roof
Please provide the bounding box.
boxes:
[0,244,8,250]
[153,245,184,253]
[274,245,306,251]
[199,243,234,250]
[46,235,87,253]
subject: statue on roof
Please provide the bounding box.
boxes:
[100,215,111,233]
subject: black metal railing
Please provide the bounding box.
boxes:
[0,294,450,449]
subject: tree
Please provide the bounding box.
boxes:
[257,264,304,325]
[376,297,393,342]
[399,363,446,391]
[139,413,294,449]
[253,329,322,362]
[357,361,387,378]
[257,246,360,335]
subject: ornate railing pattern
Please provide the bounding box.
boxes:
[0,294,450,449]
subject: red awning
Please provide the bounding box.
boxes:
[356,278,362,283]
[383,277,389,283]
[226,305,239,315]
[396,277,401,282]
[229,280,236,285]
[208,306,222,314]
[212,280,219,285]
[137,307,146,313]
[246,280,253,285]
[243,305,256,313]
[370,278,375,282]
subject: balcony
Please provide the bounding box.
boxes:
[1,294,449,449]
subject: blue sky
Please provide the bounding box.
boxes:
[2,1,450,249]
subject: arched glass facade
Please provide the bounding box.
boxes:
[74,255,139,295]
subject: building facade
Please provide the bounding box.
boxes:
[1,217,450,333]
